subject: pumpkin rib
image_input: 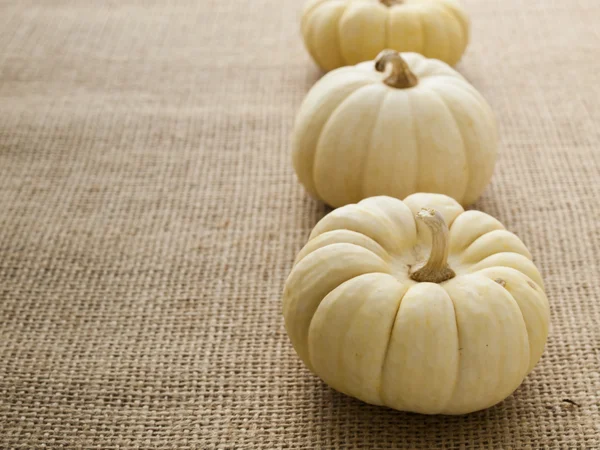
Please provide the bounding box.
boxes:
[388,8,425,57]
[378,281,412,407]
[310,273,372,397]
[441,287,462,414]
[335,7,346,67]
[385,4,392,54]
[426,77,493,128]
[410,88,468,201]
[475,266,548,374]
[440,5,453,65]
[312,84,384,206]
[449,211,505,253]
[294,229,392,266]
[360,89,420,200]
[440,1,469,47]
[468,252,544,290]
[334,273,403,403]
[380,282,459,413]
[284,243,391,370]
[407,88,421,195]
[334,280,369,399]
[436,6,460,65]
[309,203,402,251]
[309,86,367,202]
[301,0,319,37]
[303,17,319,70]
[417,8,428,62]
[350,204,407,252]
[306,270,395,380]
[301,0,331,33]
[357,196,419,248]
[425,78,498,203]
[283,242,392,302]
[302,2,321,68]
[428,2,452,64]
[434,78,498,137]
[361,90,389,200]
[460,229,532,264]
[419,3,449,62]
[431,90,470,205]
[418,62,464,81]
[441,274,531,414]
[524,288,550,373]
[337,1,363,66]
[482,275,531,409]
[331,1,348,69]
[292,73,375,197]
[305,0,347,72]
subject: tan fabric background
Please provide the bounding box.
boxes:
[1,0,599,448]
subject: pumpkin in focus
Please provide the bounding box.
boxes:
[283,193,550,415]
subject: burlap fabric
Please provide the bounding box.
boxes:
[1,0,598,448]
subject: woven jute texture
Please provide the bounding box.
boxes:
[1,0,599,448]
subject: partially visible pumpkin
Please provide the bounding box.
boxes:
[302,0,470,72]
[283,193,550,415]
[292,50,498,208]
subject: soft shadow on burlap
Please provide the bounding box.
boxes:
[0,0,599,448]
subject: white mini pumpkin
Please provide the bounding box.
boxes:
[292,51,498,208]
[283,193,550,415]
[302,0,470,71]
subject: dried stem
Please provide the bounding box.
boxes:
[374,50,418,89]
[410,209,456,283]
[380,0,404,6]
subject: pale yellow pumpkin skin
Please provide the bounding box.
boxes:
[302,0,470,71]
[292,52,498,208]
[283,194,550,415]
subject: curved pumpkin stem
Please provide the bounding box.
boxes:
[410,209,456,283]
[375,50,418,89]
[380,0,404,6]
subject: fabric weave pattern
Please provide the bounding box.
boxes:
[0,0,599,448]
